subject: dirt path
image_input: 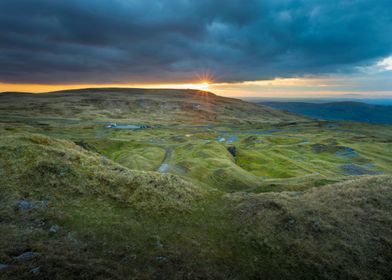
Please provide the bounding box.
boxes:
[156,145,176,172]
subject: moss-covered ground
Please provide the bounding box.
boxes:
[3,117,391,191]
[1,115,392,279]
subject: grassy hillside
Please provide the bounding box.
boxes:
[229,175,392,279]
[1,88,392,278]
[0,88,305,124]
[1,131,392,279]
[259,101,392,124]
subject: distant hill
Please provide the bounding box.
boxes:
[0,88,305,124]
[258,101,392,124]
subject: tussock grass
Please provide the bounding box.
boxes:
[1,91,392,278]
[229,175,392,279]
[1,131,392,279]
[0,133,205,212]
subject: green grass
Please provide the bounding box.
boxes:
[1,130,392,279]
[1,90,392,278]
[2,119,392,193]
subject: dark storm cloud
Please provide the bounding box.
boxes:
[1,0,392,84]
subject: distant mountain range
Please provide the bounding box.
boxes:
[258,101,392,124]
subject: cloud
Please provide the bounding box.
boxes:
[378,56,392,71]
[1,0,392,84]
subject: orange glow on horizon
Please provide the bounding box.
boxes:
[2,77,390,98]
[0,81,211,93]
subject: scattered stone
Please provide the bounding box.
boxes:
[340,164,380,176]
[16,199,50,211]
[41,200,49,209]
[311,220,321,232]
[192,103,201,110]
[335,147,358,158]
[227,146,237,157]
[311,143,329,153]
[30,267,40,274]
[13,251,40,262]
[155,239,163,249]
[17,200,34,211]
[32,218,46,228]
[287,218,296,226]
[49,224,60,233]
[289,191,302,197]
[156,256,168,262]
[0,263,10,271]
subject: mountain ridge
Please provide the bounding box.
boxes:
[259,101,392,124]
[0,87,307,124]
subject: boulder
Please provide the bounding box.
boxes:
[0,263,10,271]
[227,146,237,157]
[13,251,40,262]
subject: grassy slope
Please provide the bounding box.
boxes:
[0,88,305,124]
[0,133,205,212]
[0,132,392,279]
[1,89,392,278]
[2,117,392,192]
[229,175,392,279]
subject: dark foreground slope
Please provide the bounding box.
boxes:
[0,88,305,124]
[259,101,392,124]
[1,132,392,279]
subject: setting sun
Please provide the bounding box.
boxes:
[196,82,209,90]
[2,1,392,278]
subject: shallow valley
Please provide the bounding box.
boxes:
[1,89,392,279]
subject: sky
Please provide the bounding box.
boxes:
[1,0,392,98]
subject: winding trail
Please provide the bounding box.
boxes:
[157,145,176,173]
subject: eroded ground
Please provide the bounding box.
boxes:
[3,117,391,191]
[1,116,392,279]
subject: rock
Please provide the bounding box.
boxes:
[311,143,328,153]
[13,251,40,262]
[287,218,296,226]
[17,200,34,211]
[192,103,201,110]
[227,146,237,157]
[155,239,163,249]
[340,164,380,176]
[30,267,40,274]
[49,224,60,233]
[311,220,321,232]
[156,256,168,262]
[335,146,358,158]
[289,191,302,197]
[30,266,41,274]
[41,200,49,209]
[16,199,50,211]
[0,263,10,271]
[157,163,171,173]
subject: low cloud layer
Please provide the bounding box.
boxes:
[1,0,392,84]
